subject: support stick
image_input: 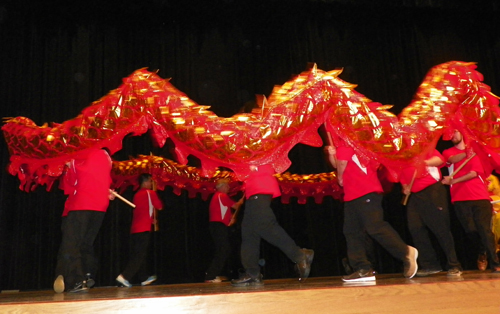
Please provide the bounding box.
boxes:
[402,170,417,206]
[110,190,136,208]
[450,153,476,177]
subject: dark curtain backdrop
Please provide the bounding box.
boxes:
[1,0,499,290]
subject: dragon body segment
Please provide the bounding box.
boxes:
[3,61,500,202]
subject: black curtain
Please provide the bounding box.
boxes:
[1,0,499,290]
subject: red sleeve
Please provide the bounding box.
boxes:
[432,150,446,167]
[219,193,236,208]
[60,164,77,195]
[400,167,414,185]
[336,146,353,161]
[442,148,454,163]
[150,191,163,209]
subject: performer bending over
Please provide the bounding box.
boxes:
[231,164,314,287]
[54,148,113,293]
[116,173,163,287]
[441,130,500,273]
[326,143,418,282]
[400,149,462,277]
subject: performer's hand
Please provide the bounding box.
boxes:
[337,176,343,187]
[326,145,336,156]
[237,196,245,205]
[441,176,453,185]
[109,189,116,200]
[402,185,410,195]
[250,165,258,172]
[229,217,236,226]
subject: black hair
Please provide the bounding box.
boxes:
[138,173,152,185]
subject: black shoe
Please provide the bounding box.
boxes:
[342,268,376,282]
[296,248,314,281]
[416,268,442,277]
[447,267,462,277]
[478,253,488,271]
[231,274,264,287]
[69,281,89,293]
[85,273,95,288]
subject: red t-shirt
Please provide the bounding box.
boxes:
[244,164,281,199]
[130,188,163,233]
[336,146,383,201]
[442,146,490,202]
[209,191,236,226]
[65,149,112,214]
[400,150,444,193]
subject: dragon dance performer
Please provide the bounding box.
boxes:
[116,173,163,287]
[231,164,314,287]
[204,179,244,283]
[486,175,500,253]
[326,143,418,282]
[54,148,114,293]
[441,130,500,273]
[400,149,462,277]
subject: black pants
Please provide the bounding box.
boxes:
[205,222,231,280]
[55,210,105,288]
[122,231,152,282]
[344,192,408,271]
[241,194,304,278]
[454,199,500,269]
[407,183,460,270]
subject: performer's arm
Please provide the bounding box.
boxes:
[425,156,444,167]
[326,146,337,168]
[443,171,478,185]
[229,195,244,226]
[151,191,164,210]
[336,159,347,187]
[447,152,467,164]
[231,195,244,211]
[442,171,478,185]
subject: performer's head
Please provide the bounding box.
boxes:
[215,179,230,194]
[139,173,153,189]
[450,130,464,146]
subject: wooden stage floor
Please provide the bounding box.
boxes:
[2,271,500,314]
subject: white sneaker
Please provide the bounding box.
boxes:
[205,276,222,283]
[141,275,157,286]
[116,274,132,288]
[404,246,419,279]
[53,275,65,293]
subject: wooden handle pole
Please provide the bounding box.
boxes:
[402,170,417,206]
[110,190,136,208]
[450,153,476,177]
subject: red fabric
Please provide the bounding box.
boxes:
[400,150,444,193]
[131,188,163,233]
[442,146,490,202]
[65,149,112,214]
[209,191,236,226]
[244,164,281,199]
[336,146,383,201]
